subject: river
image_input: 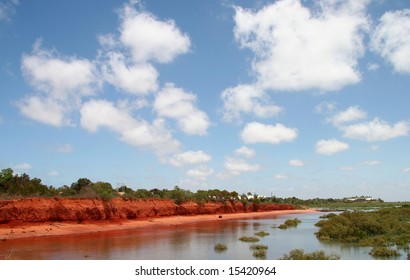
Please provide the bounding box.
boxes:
[0,212,407,259]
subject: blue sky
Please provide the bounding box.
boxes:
[1,0,410,201]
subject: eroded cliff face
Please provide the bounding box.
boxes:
[0,198,296,224]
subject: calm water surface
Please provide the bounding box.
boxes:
[0,212,406,260]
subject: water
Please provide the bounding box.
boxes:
[0,212,407,260]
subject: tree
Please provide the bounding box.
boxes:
[0,168,13,192]
[71,178,92,193]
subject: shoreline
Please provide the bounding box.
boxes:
[0,209,317,240]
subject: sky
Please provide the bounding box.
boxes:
[1,0,410,201]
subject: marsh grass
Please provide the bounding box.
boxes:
[252,249,267,259]
[214,243,228,252]
[250,244,268,250]
[239,236,259,243]
[369,246,401,258]
[254,231,270,237]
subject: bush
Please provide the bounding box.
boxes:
[214,243,228,252]
[250,244,268,250]
[239,236,260,242]
[252,249,267,259]
[255,231,270,237]
[280,249,340,260]
[369,246,401,258]
[278,218,301,229]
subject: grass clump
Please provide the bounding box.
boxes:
[239,236,260,243]
[280,249,340,260]
[278,218,301,229]
[252,249,267,259]
[369,246,401,258]
[214,243,228,252]
[250,244,268,250]
[255,231,270,237]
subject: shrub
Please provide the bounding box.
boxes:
[369,246,401,258]
[252,249,267,259]
[255,231,270,237]
[214,243,228,252]
[250,244,268,250]
[239,236,259,242]
[280,249,340,260]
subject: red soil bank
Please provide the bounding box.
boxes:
[0,197,296,224]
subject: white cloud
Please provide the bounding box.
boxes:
[403,168,410,173]
[186,166,214,181]
[80,99,180,156]
[154,83,210,136]
[288,159,305,167]
[316,139,350,155]
[235,146,256,158]
[100,51,158,95]
[0,0,19,22]
[221,84,283,122]
[241,122,298,145]
[223,157,260,177]
[315,101,337,114]
[18,40,100,127]
[233,0,369,91]
[47,170,59,177]
[328,106,367,126]
[13,162,32,172]
[119,4,190,63]
[359,160,382,166]
[371,9,410,74]
[168,150,212,168]
[341,118,410,142]
[17,96,69,127]
[22,40,99,100]
[274,174,288,180]
[55,144,74,153]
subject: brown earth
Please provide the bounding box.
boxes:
[0,197,296,223]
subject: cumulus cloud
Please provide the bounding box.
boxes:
[233,0,369,91]
[80,99,180,156]
[154,83,210,136]
[359,160,382,166]
[328,106,367,126]
[289,159,305,167]
[241,122,298,145]
[13,162,32,172]
[168,150,212,168]
[371,9,410,74]
[341,118,410,142]
[223,157,260,177]
[274,174,288,180]
[186,166,215,181]
[315,101,337,114]
[100,51,158,95]
[235,146,256,158]
[119,4,190,63]
[17,40,100,126]
[316,139,349,155]
[221,84,283,122]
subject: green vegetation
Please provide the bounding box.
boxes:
[315,207,410,252]
[252,249,267,259]
[255,231,270,237]
[239,236,260,243]
[250,244,268,250]
[369,246,401,258]
[280,249,340,260]
[278,218,301,229]
[407,253,410,260]
[214,243,228,252]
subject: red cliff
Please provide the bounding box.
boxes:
[0,197,296,224]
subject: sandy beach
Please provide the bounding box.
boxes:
[0,209,316,240]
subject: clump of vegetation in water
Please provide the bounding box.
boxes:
[280,249,340,260]
[278,218,302,229]
[239,236,259,242]
[255,231,270,237]
[369,246,401,258]
[214,243,228,252]
[252,249,267,259]
[250,244,268,250]
[315,207,410,251]
[407,253,410,260]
